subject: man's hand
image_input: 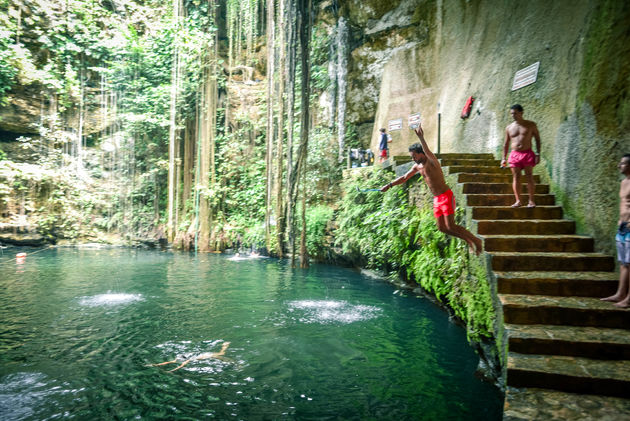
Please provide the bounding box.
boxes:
[535,154,540,165]
[500,158,507,168]
[414,124,424,140]
[380,183,392,192]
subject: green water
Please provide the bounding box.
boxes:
[0,248,502,420]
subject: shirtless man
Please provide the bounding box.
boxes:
[380,124,483,255]
[501,104,541,208]
[148,341,231,372]
[602,154,630,308]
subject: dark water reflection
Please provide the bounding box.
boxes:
[0,248,502,420]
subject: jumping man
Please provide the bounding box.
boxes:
[380,124,483,255]
[501,104,541,208]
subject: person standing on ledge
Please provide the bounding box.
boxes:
[501,104,541,208]
[380,124,483,255]
[602,154,630,308]
[378,127,392,163]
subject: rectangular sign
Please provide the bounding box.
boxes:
[512,61,540,91]
[388,118,403,131]
[408,113,421,129]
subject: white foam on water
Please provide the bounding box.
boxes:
[227,253,266,261]
[287,300,381,324]
[79,293,144,307]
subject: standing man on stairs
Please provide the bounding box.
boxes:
[380,124,483,255]
[501,104,541,208]
[602,154,630,308]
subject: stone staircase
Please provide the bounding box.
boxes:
[435,153,630,418]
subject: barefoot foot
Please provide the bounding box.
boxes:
[601,295,622,302]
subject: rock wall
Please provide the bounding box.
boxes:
[341,0,630,255]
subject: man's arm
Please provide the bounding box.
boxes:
[380,165,419,192]
[414,125,438,162]
[501,128,510,166]
[532,123,541,164]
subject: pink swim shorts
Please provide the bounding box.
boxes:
[508,149,536,169]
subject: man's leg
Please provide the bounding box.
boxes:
[524,166,536,207]
[438,214,483,255]
[602,264,629,303]
[510,167,522,207]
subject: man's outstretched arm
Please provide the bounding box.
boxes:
[380,166,419,192]
[414,126,437,162]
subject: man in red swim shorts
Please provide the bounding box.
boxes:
[380,124,483,255]
[501,104,541,208]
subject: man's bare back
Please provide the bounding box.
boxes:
[619,178,630,224]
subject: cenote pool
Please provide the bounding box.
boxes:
[0,248,502,420]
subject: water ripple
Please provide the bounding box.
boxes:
[78,293,144,307]
[286,300,382,324]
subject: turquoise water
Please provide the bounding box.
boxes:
[0,248,502,420]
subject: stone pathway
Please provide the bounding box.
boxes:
[436,154,630,419]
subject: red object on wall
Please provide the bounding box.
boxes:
[461,96,475,119]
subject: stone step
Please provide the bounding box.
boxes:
[505,324,630,360]
[500,294,630,328]
[471,206,563,220]
[440,158,500,167]
[477,219,575,235]
[507,352,630,398]
[483,235,594,252]
[456,172,541,183]
[445,165,506,174]
[462,183,549,194]
[491,252,614,272]
[503,387,630,421]
[495,271,618,297]
[436,153,495,160]
[466,194,555,206]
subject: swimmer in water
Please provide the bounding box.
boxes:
[148,341,231,372]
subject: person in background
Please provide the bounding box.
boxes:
[379,127,392,163]
[380,124,483,255]
[501,104,541,208]
[602,154,630,308]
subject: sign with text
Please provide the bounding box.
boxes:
[408,113,421,129]
[388,118,403,131]
[511,61,540,91]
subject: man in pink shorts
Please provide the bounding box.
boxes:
[501,104,541,208]
[380,124,482,255]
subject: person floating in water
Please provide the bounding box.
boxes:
[148,341,231,372]
[380,124,483,255]
[501,104,541,208]
[602,154,630,308]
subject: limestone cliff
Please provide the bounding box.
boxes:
[337,0,630,255]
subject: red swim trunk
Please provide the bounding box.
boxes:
[508,149,536,169]
[433,189,455,218]
[380,149,388,158]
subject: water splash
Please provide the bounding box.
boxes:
[78,293,144,307]
[287,300,381,324]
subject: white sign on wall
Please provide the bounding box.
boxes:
[511,61,540,91]
[408,113,421,129]
[388,118,403,131]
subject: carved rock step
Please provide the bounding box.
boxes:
[436,153,495,160]
[456,172,541,183]
[483,235,594,252]
[466,194,555,206]
[491,251,614,272]
[477,219,574,235]
[445,165,506,174]
[471,205,562,220]
[500,294,630,328]
[462,182,549,194]
[503,387,630,421]
[507,352,630,398]
[440,158,500,167]
[495,271,618,297]
[505,324,630,359]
